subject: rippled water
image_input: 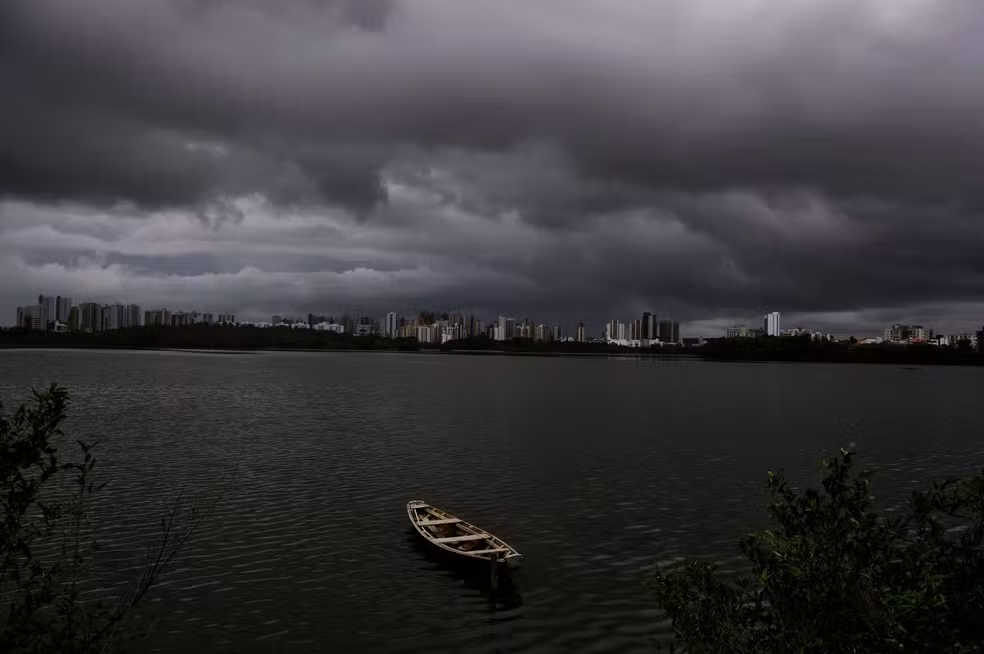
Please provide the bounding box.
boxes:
[1,350,983,653]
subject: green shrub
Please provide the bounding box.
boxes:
[651,450,984,653]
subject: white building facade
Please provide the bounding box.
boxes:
[764,312,782,337]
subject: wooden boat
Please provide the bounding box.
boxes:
[407,500,522,566]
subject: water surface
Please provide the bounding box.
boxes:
[1,350,982,653]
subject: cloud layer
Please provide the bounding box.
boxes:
[2,0,983,334]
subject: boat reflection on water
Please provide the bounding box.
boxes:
[404,530,524,611]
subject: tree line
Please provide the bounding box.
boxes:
[4,327,984,366]
[0,325,418,352]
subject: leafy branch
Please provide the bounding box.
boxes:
[1,384,223,653]
[651,450,984,653]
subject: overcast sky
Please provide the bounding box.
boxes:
[2,0,984,335]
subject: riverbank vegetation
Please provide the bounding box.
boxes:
[699,335,984,366]
[1,385,215,653]
[3,327,983,366]
[0,325,418,352]
[651,450,984,653]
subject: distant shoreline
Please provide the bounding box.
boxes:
[437,348,696,360]
[2,328,983,367]
[3,342,984,368]
[0,344,257,355]
[0,343,691,359]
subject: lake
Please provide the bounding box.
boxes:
[1,349,983,653]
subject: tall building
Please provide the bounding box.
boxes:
[496,316,516,341]
[575,322,586,343]
[79,303,101,332]
[416,324,441,344]
[68,306,80,331]
[106,303,142,329]
[385,312,398,338]
[764,312,782,337]
[103,304,122,331]
[16,305,46,330]
[125,304,141,328]
[218,314,236,325]
[92,303,139,331]
[630,319,643,341]
[444,323,465,341]
[37,295,55,328]
[605,320,627,342]
[144,309,174,327]
[657,319,680,344]
[55,296,73,323]
[642,312,656,340]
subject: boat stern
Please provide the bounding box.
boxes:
[501,553,523,569]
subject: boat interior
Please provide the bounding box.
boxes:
[410,503,512,557]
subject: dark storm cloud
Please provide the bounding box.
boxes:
[6,0,984,208]
[0,0,397,211]
[1,0,984,331]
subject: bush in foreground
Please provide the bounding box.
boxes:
[651,450,984,653]
[1,384,213,653]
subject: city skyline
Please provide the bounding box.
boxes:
[8,291,810,344]
[10,291,983,349]
[12,290,684,341]
[9,290,984,339]
[2,2,984,335]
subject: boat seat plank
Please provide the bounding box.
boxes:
[435,534,489,543]
[417,518,462,526]
[467,548,509,555]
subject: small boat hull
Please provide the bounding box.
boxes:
[407,500,522,567]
